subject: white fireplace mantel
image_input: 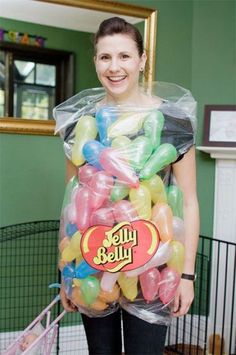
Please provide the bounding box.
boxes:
[197,145,236,353]
[197,145,236,159]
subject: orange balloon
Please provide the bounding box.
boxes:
[59,237,70,252]
[71,287,87,307]
[58,259,66,271]
[90,299,108,311]
[151,203,173,242]
[98,284,120,303]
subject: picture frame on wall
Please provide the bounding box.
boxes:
[203,105,236,147]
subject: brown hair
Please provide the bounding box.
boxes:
[94,17,144,57]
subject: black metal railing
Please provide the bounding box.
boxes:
[0,221,235,354]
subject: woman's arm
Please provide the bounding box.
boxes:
[171,146,200,316]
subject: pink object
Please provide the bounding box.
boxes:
[90,207,115,227]
[78,164,98,185]
[89,171,114,210]
[113,200,138,223]
[99,148,139,188]
[3,296,66,355]
[159,267,180,305]
[75,186,93,232]
[140,268,161,302]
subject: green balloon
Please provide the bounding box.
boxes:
[143,109,164,149]
[111,181,130,202]
[139,143,177,180]
[127,136,153,171]
[167,185,183,218]
[80,276,100,305]
[62,175,78,210]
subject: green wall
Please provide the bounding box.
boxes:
[0,18,99,227]
[1,0,236,237]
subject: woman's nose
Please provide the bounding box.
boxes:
[108,58,120,72]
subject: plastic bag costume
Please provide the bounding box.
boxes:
[54,81,197,325]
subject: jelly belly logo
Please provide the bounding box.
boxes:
[81,220,160,273]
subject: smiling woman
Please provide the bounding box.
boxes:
[0,0,157,135]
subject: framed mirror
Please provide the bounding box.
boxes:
[0,0,157,135]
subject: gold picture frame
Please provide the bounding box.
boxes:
[0,0,157,135]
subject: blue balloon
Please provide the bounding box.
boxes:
[62,264,75,278]
[75,260,99,279]
[96,107,117,146]
[82,140,105,169]
[66,223,78,237]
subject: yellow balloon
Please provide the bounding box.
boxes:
[111,135,131,149]
[61,246,76,262]
[108,112,147,138]
[70,231,82,250]
[167,240,185,273]
[129,185,152,220]
[71,115,97,166]
[141,175,167,204]
[118,273,138,301]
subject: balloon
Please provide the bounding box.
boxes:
[141,175,167,204]
[71,115,97,166]
[95,107,117,146]
[59,237,70,253]
[173,216,185,243]
[110,181,130,202]
[90,299,108,311]
[107,111,147,138]
[71,286,87,307]
[82,140,105,170]
[100,272,120,292]
[65,203,77,224]
[80,276,100,305]
[125,241,172,277]
[143,109,164,149]
[62,264,75,279]
[89,171,114,210]
[99,148,139,188]
[118,273,138,301]
[98,283,120,303]
[140,268,161,302]
[159,267,181,305]
[167,185,183,218]
[129,185,152,220]
[167,240,185,273]
[62,175,78,210]
[61,231,82,262]
[78,164,98,185]
[75,186,93,232]
[113,200,138,223]
[111,135,131,149]
[151,203,173,242]
[139,143,177,180]
[65,223,78,237]
[126,136,153,171]
[90,207,115,227]
[75,260,99,279]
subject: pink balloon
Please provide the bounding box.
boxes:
[140,268,161,302]
[90,207,115,227]
[78,164,98,185]
[75,186,93,232]
[113,200,138,223]
[89,171,114,210]
[66,203,77,224]
[99,148,139,188]
[101,272,120,292]
[159,267,181,305]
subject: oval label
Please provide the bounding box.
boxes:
[81,220,160,273]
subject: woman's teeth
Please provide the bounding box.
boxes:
[108,76,126,82]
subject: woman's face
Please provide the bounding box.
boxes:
[94,34,146,102]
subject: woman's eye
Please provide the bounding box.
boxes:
[100,55,109,61]
[121,54,130,59]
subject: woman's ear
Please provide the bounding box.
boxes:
[140,52,147,71]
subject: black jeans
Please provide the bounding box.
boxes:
[81,309,167,355]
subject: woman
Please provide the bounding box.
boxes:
[57,17,199,355]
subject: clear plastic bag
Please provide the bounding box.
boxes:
[54,81,197,325]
